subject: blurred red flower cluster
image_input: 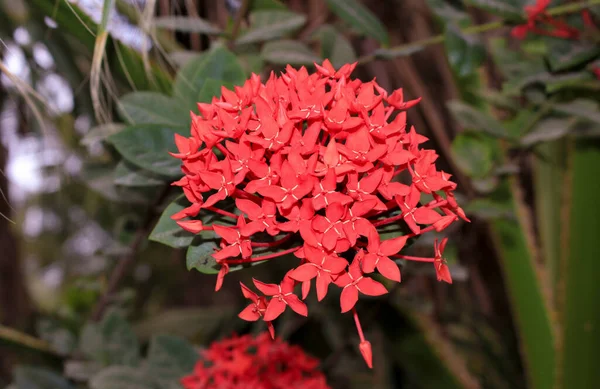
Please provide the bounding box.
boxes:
[170,59,466,367]
[181,332,330,389]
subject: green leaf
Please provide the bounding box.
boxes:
[186,236,221,274]
[451,133,495,178]
[154,16,222,34]
[90,366,158,389]
[463,198,514,220]
[80,311,140,367]
[312,25,357,68]
[489,182,555,389]
[81,123,126,146]
[148,196,195,249]
[81,163,155,204]
[145,335,198,388]
[64,360,103,382]
[447,100,510,138]
[133,308,236,341]
[464,0,523,20]
[14,366,74,389]
[197,78,224,104]
[559,139,600,389]
[444,24,485,77]
[114,161,166,187]
[426,0,469,23]
[261,40,321,66]
[118,92,191,127]
[521,118,574,146]
[547,41,600,72]
[250,0,287,10]
[108,124,187,178]
[325,0,389,45]
[373,44,425,60]
[174,47,246,107]
[552,99,600,125]
[236,10,306,45]
[36,319,76,357]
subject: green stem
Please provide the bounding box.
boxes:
[0,325,60,357]
[358,0,600,64]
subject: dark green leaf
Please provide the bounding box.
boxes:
[36,319,76,357]
[145,335,198,388]
[521,118,575,146]
[447,100,509,138]
[552,99,600,125]
[186,236,221,274]
[325,0,389,45]
[444,24,485,77]
[312,25,357,68]
[426,0,469,23]
[90,366,158,389]
[14,366,74,389]
[114,161,166,187]
[108,124,187,178]
[149,196,195,249]
[374,44,425,60]
[119,92,190,127]
[173,46,246,107]
[236,10,306,45]
[81,163,155,204]
[451,133,495,178]
[197,78,224,104]
[80,311,140,367]
[261,40,321,66]
[133,308,236,341]
[81,123,125,146]
[547,41,600,72]
[154,16,222,34]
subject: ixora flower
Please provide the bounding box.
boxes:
[170,59,468,368]
[181,332,330,389]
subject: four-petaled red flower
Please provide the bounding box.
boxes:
[335,252,388,313]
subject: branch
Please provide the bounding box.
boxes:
[0,325,61,357]
[228,0,251,47]
[91,185,171,321]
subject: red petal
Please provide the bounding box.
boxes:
[324,139,339,167]
[361,253,378,274]
[290,263,319,282]
[436,263,453,284]
[238,304,260,321]
[413,207,442,225]
[176,220,204,234]
[340,286,359,313]
[285,294,308,317]
[316,274,331,301]
[301,280,311,300]
[263,298,287,321]
[377,256,401,282]
[326,202,345,222]
[324,255,348,274]
[235,198,262,219]
[359,169,383,193]
[213,225,240,244]
[357,277,387,296]
[240,282,258,302]
[379,236,408,256]
[256,185,287,202]
[252,279,280,296]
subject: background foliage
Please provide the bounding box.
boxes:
[1,0,599,388]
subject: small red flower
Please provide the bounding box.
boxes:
[335,252,388,313]
[253,274,308,321]
[434,238,452,284]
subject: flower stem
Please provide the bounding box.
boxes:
[352,308,366,343]
[357,0,600,64]
[225,246,301,264]
[251,233,293,248]
[392,254,434,262]
[206,206,238,219]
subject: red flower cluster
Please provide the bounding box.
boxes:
[181,332,330,389]
[170,60,467,367]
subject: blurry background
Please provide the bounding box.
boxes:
[1,0,599,388]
